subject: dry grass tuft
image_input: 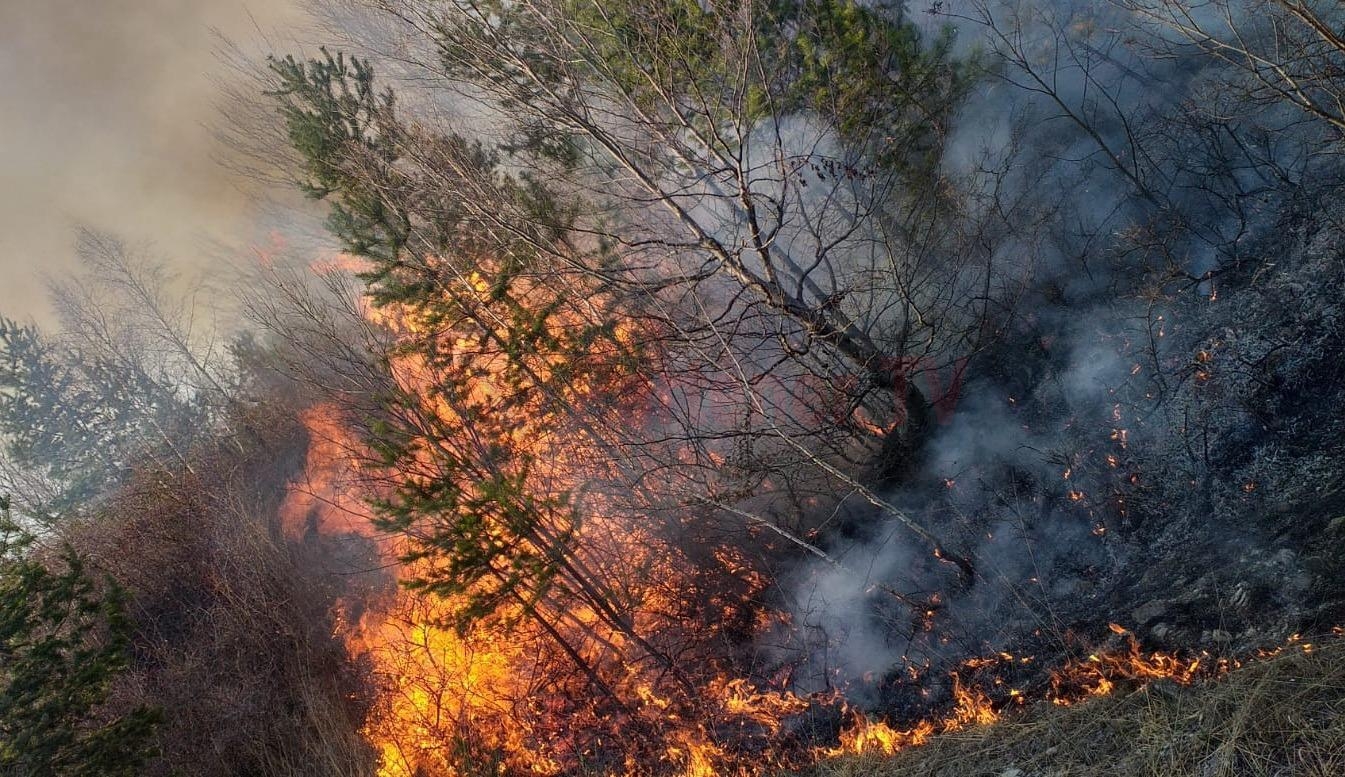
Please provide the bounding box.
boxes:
[798,638,1345,777]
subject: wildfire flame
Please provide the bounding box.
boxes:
[273,256,1334,777]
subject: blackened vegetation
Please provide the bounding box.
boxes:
[256,0,1345,761]
[800,188,1345,725]
[5,0,1345,774]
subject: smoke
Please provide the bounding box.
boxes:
[0,0,312,325]
[6,2,1337,760]
[772,0,1343,697]
[778,333,1129,690]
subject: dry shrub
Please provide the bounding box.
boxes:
[64,414,379,777]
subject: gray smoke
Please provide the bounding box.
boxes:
[774,0,1339,695]
[0,0,311,324]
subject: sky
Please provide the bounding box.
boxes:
[0,0,311,324]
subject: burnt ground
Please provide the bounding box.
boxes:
[776,189,1345,730]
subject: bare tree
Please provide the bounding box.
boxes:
[271,2,1021,571]
[1123,0,1345,134]
[0,229,245,518]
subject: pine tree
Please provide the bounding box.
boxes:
[0,316,206,521]
[269,52,641,634]
[0,497,160,776]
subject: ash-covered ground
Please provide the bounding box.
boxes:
[781,190,1345,724]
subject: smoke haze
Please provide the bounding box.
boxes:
[0,0,309,324]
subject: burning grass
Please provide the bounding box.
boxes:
[800,633,1345,777]
[280,246,1345,777]
[280,270,1341,777]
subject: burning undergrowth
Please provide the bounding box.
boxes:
[244,2,1345,773]
[4,1,1345,775]
[284,393,1344,777]
[280,391,1261,777]
[267,188,1345,776]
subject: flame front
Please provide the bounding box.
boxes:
[275,256,1325,777]
[288,256,822,776]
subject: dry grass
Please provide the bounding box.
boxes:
[799,639,1345,777]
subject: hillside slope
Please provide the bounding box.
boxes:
[799,635,1345,777]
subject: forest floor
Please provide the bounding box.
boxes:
[797,633,1345,777]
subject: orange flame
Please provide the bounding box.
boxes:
[275,257,1337,777]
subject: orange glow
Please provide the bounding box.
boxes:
[818,671,996,760]
[275,255,1337,777]
[279,254,821,777]
[1047,636,1220,706]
